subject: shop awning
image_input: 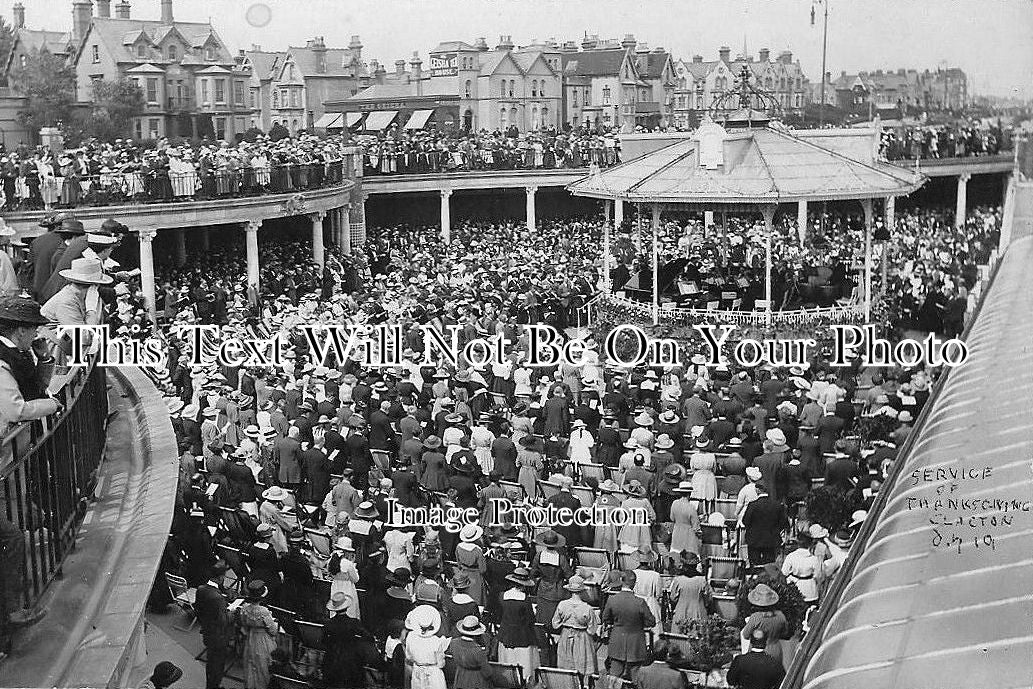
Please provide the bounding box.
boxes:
[313,112,343,129]
[346,112,365,128]
[363,110,398,131]
[404,109,434,130]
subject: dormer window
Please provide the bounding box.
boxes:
[137,44,146,58]
[168,45,177,61]
[206,46,217,61]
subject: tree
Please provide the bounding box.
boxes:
[0,17,15,86]
[85,78,144,141]
[268,122,290,141]
[241,126,263,143]
[9,47,77,135]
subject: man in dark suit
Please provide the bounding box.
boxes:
[601,571,656,680]
[299,436,331,505]
[815,410,845,455]
[741,486,788,567]
[636,643,691,689]
[346,418,373,491]
[754,432,789,502]
[825,453,861,493]
[194,561,233,689]
[726,629,786,689]
[542,387,570,437]
[224,450,257,512]
[368,399,397,451]
[278,529,315,616]
[272,426,303,491]
[544,476,585,547]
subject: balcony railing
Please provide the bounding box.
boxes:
[1,359,108,611]
[2,161,349,212]
[361,149,619,175]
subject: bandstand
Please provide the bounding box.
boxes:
[568,67,926,329]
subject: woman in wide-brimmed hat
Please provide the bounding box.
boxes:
[617,480,655,555]
[238,579,278,689]
[591,479,623,552]
[531,529,571,632]
[420,436,449,492]
[741,583,789,661]
[404,605,450,689]
[498,566,540,681]
[669,479,701,558]
[455,523,487,605]
[327,536,361,620]
[551,574,599,676]
[516,433,543,501]
[442,572,479,636]
[670,555,709,631]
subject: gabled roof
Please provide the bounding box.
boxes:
[636,50,671,79]
[196,65,232,74]
[430,41,476,53]
[125,62,166,74]
[562,48,629,77]
[243,51,285,81]
[512,51,554,75]
[83,17,232,65]
[568,123,925,204]
[477,50,510,76]
[12,28,72,56]
[282,45,367,79]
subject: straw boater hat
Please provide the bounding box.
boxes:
[747,583,780,607]
[354,501,379,519]
[634,412,653,426]
[334,536,355,552]
[598,479,621,493]
[674,480,694,494]
[808,524,829,539]
[745,466,762,482]
[423,435,443,449]
[658,410,679,424]
[459,523,483,543]
[60,257,113,285]
[849,510,868,528]
[262,485,288,502]
[564,574,587,592]
[505,566,536,588]
[624,479,646,498]
[655,434,675,450]
[166,399,185,415]
[456,615,486,637]
[765,428,788,448]
[326,592,351,613]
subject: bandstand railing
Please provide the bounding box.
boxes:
[0,358,108,609]
[600,292,865,326]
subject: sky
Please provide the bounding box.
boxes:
[8,0,1033,98]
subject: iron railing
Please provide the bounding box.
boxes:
[360,148,619,175]
[0,359,108,609]
[6,160,349,212]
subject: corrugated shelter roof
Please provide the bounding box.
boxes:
[568,123,924,204]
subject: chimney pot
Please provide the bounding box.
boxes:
[115,0,130,18]
[759,47,770,62]
[718,46,731,62]
[12,2,24,29]
[395,59,406,74]
[96,0,110,18]
[160,0,172,23]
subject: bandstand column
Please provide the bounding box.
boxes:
[525,186,538,232]
[704,210,714,232]
[797,200,808,246]
[763,206,775,326]
[199,227,210,252]
[635,203,642,251]
[245,220,261,306]
[955,172,970,229]
[310,211,326,269]
[440,189,453,243]
[138,228,157,325]
[172,228,186,267]
[651,203,661,326]
[614,198,624,228]
[862,198,874,322]
[340,206,352,254]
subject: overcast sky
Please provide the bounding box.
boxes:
[10,0,1033,97]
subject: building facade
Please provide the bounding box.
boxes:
[672,46,809,129]
[830,66,969,116]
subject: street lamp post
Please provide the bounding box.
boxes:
[812,0,830,125]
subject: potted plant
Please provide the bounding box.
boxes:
[679,614,740,687]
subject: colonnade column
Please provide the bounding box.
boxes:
[797,200,808,246]
[525,186,538,233]
[138,228,157,325]
[614,198,624,229]
[348,191,368,249]
[245,220,261,306]
[861,198,874,322]
[762,207,775,326]
[199,227,210,253]
[955,172,971,229]
[172,228,186,267]
[339,205,352,254]
[651,203,661,326]
[440,190,453,243]
[310,211,326,269]
[704,210,714,232]
[603,200,612,292]
[883,196,895,297]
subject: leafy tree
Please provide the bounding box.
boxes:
[0,17,15,86]
[87,78,144,140]
[241,126,263,143]
[196,114,215,140]
[268,122,290,141]
[9,47,77,134]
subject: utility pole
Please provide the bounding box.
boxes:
[813,0,829,125]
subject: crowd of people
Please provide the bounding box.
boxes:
[880,122,1011,161]
[0,183,1001,687]
[355,126,620,176]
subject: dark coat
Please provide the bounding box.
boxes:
[448,636,497,689]
[636,661,690,689]
[726,650,786,689]
[225,461,257,504]
[194,583,232,649]
[601,589,656,663]
[741,496,788,549]
[300,447,331,503]
[321,615,381,688]
[754,451,788,502]
[497,592,537,648]
[272,436,303,484]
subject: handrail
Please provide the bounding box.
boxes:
[0,357,108,611]
[601,293,864,325]
[780,243,1006,688]
[5,160,351,213]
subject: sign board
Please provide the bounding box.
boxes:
[429,52,458,77]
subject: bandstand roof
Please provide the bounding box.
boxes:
[568,121,925,205]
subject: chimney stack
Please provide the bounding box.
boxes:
[581,33,597,50]
[395,59,406,75]
[312,36,327,73]
[718,46,730,62]
[349,35,363,62]
[474,37,489,51]
[96,0,110,17]
[72,0,93,44]
[116,0,130,18]
[621,34,636,51]
[758,47,769,63]
[496,35,514,51]
[692,54,703,63]
[160,0,172,23]
[410,51,422,95]
[12,2,24,29]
